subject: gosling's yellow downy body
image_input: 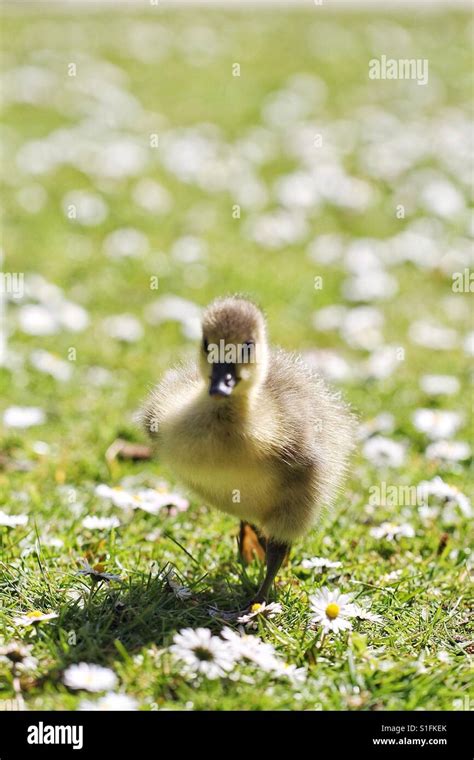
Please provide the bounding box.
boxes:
[142,296,355,601]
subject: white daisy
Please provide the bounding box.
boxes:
[413,409,462,440]
[76,560,122,583]
[425,440,471,463]
[220,627,281,672]
[362,436,406,468]
[165,571,192,601]
[81,516,121,531]
[78,692,138,711]
[3,406,45,428]
[417,476,472,518]
[350,604,385,625]
[272,662,307,684]
[370,522,415,541]
[0,642,37,672]
[237,602,283,628]
[170,627,235,680]
[95,484,138,510]
[13,610,58,626]
[0,511,28,528]
[300,557,342,572]
[63,663,118,693]
[309,587,356,634]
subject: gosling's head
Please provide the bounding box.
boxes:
[200,296,268,400]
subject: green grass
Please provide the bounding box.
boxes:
[0,4,472,710]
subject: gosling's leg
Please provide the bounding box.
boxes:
[238,521,266,563]
[251,538,290,603]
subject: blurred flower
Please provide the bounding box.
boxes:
[358,413,395,441]
[343,270,397,303]
[365,345,401,380]
[0,510,28,528]
[78,692,138,711]
[13,611,58,626]
[464,332,474,356]
[340,307,384,351]
[95,484,189,516]
[81,516,121,530]
[30,350,72,382]
[370,522,415,541]
[420,375,460,396]
[144,295,201,340]
[18,304,58,335]
[132,179,172,214]
[63,663,118,692]
[62,190,108,226]
[220,627,281,672]
[300,556,342,571]
[247,209,308,249]
[170,236,207,264]
[102,314,144,343]
[0,642,37,672]
[103,228,149,259]
[170,627,235,680]
[421,179,465,219]
[417,476,471,517]
[237,602,283,628]
[362,436,406,468]
[3,406,45,428]
[412,409,462,440]
[409,321,458,350]
[307,234,344,265]
[312,305,347,332]
[425,440,470,463]
[301,349,352,382]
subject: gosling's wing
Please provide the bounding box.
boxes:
[140,360,200,440]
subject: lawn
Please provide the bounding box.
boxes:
[0,2,472,711]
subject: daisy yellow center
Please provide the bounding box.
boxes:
[250,603,263,613]
[325,602,340,620]
[27,611,43,618]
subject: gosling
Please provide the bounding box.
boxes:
[142,296,355,603]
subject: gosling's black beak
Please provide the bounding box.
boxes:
[209,362,236,398]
